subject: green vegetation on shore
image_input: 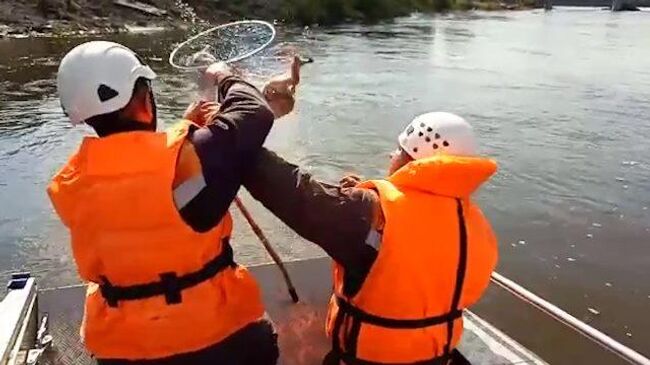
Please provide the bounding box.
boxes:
[280,0,448,24]
[278,0,537,25]
[190,0,538,27]
[0,0,538,38]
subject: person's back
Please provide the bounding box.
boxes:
[49,122,264,359]
[327,154,497,363]
[244,111,498,364]
[48,41,282,364]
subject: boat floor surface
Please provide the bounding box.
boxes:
[38,258,547,365]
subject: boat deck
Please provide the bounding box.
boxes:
[37,258,547,365]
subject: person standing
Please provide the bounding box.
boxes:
[48,41,290,364]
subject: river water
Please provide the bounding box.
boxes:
[0,7,648,362]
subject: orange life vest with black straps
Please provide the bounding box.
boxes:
[326,155,498,364]
[47,121,264,360]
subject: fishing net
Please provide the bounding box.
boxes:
[169,20,277,71]
[170,20,315,90]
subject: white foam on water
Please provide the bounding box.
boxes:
[587,307,600,315]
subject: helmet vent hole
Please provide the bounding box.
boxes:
[418,132,424,137]
[406,125,415,135]
[433,143,439,149]
[426,127,433,132]
[413,147,419,153]
[443,141,450,147]
[425,137,431,142]
[435,133,440,139]
[97,84,119,102]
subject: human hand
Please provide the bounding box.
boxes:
[183,101,221,127]
[196,62,234,102]
[340,174,362,188]
[263,56,301,119]
[199,62,233,90]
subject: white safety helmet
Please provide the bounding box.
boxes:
[398,112,477,160]
[57,41,157,124]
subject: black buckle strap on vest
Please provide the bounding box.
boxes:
[159,272,182,305]
[99,238,235,308]
[336,297,463,329]
[331,297,463,364]
[328,198,470,365]
[444,199,469,357]
[346,316,362,357]
[331,302,347,362]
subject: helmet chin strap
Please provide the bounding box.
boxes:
[88,117,153,137]
[113,94,157,135]
[117,89,158,133]
[149,89,158,131]
[87,93,157,137]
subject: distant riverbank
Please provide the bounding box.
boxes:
[278,0,537,24]
[0,0,537,38]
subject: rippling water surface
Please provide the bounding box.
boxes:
[0,8,649,361]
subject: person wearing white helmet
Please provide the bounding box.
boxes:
[243,112,499,364]
[48,41,301,365]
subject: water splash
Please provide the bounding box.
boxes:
[170,21,307,87]
[168,6,314,86]
[173,0,210,33]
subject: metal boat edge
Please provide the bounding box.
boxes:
[2,257,645,365]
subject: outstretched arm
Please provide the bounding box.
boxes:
[176,65,275,232]
[174,57,303,233]
[243,148,381,275]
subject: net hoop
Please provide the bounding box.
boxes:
[169,20,277,71]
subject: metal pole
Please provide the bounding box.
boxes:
[234,197,300,303]
[491,272,650,365]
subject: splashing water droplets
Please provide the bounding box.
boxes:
[173,0,209,31]
[170,20,307,87]
[171,21,277,69]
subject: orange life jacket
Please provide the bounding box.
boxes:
[326,155,498,364]
[47,121,264,360]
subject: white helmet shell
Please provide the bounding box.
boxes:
[57,41,157,124]
[398,112,477,160]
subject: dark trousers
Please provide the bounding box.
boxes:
[322,349,471,365]
[97,318,279,365]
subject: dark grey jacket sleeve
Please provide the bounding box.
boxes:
[180,76,275,232]
[243,148,379,274]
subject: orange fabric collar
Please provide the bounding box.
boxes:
[388,155,497,198]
